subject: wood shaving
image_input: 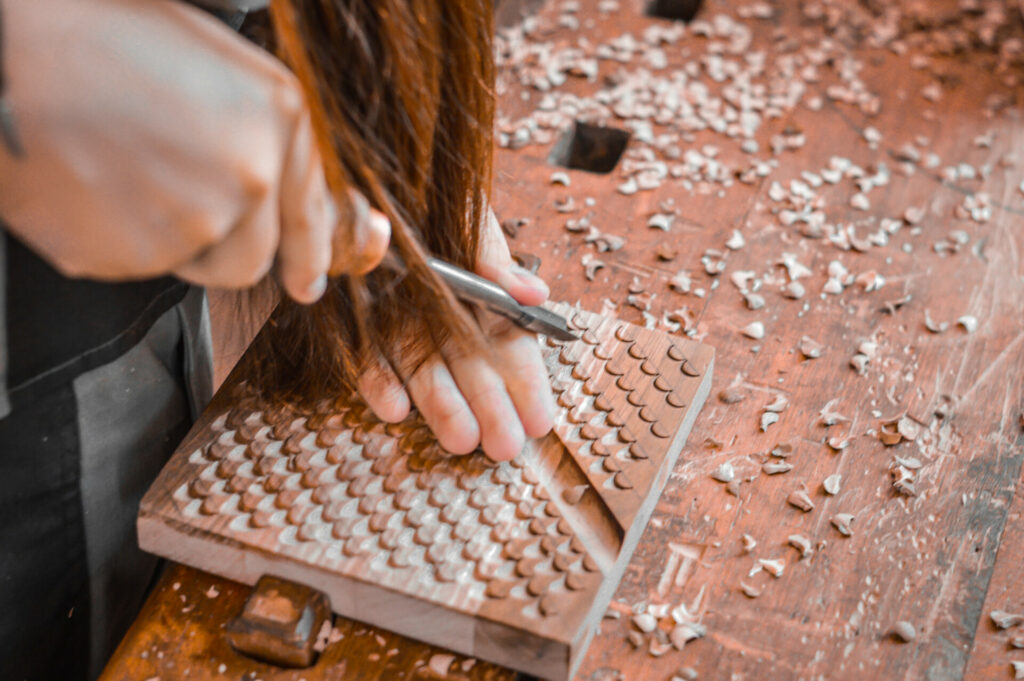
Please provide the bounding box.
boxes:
[669,622,706,650]
[991,610,1024,629]
[889,464,917,496]
[725,230,746,250]
[428,653,456,676]
[891,621,916,642]
[669,270,692,293]
[759,558,785,577]
[648,213,674,231]
[743,292,766,310]
[823,474,842,495]
[787,489,815,512]
[924,310,949,333]
[741,534,757,553]
[742,322,765,340]
[763,460,792,475]
[850,354,870,375]
[831,513,855,536]
[799,336,824,359]
[718,386,747,404]
[550,171,571,186]
[788,534,813,559]
[827,437,850,451]
[879,421,903,446]
[957,315,978,333]
[582,253,605,281]
[632,612,657,633]
[649,639,672,657]
[783,281,806,299]
[770,443,794,458]
[711,463,736,483]
[819,399,851,426]
[1013,661,1024,680]
[656,243,677,261]
[760,412,780,431]
[740,582,763,598]
[674,667,699,681]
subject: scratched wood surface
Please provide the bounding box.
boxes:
[105,0,1024,679]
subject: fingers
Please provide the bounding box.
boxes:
[328,189,392,277]
[404,354,481,456]
[475,207,549,306]
[278,111,391,302]
[173,187,278,289]
[443,349,526,462]
[356,355,411,424]
[276,111,333,303]
[489,326,556,440]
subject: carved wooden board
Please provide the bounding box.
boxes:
[138,304,713,681]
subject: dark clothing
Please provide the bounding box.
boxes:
[0,233,213,681]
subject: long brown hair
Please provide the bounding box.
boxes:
[244,0,494,405]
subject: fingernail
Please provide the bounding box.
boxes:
[304,274,328,303]
[510,264,550,299]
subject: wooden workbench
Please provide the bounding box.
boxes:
[103,0,1024,679]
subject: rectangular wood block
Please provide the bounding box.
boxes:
[138,304,713,680]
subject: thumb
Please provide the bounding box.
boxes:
[475,208,549,306]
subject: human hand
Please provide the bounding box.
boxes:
[356,209,557,461]
[0,0,387,303]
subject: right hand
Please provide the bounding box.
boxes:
[0,0,389,303]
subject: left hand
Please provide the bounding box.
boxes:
[356,209,557,462]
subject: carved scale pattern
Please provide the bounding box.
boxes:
[156,304,710,634]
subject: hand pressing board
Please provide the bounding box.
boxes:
[138,303,714,681]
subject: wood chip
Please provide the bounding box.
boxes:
[759,558,785,577]
[742,322,765,340]
[632,612,658,633]
[831,513,854,536]
[741,534,757,552]
[957,315,978,333]
[763,461,792,475]
[991,610,1024,629]
[740,582,763,598]
[788,534,813,559]
[725,230,745,250]
[711,463,735,483]
[891,621,916,642]
[428,653,456,676]
[799,336,824,359]
[669,622,706,650]
[787,489,814,512]
[656,243,677,261]
[718,386,747,404]
[827,437,849,451]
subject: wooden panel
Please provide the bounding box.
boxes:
[137,305,712,681]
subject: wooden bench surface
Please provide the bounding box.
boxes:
[103,0,1024,679]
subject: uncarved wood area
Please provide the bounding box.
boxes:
[106,0,1024,679]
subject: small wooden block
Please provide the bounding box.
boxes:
[138,304,713,681]
[224,575,331,668]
